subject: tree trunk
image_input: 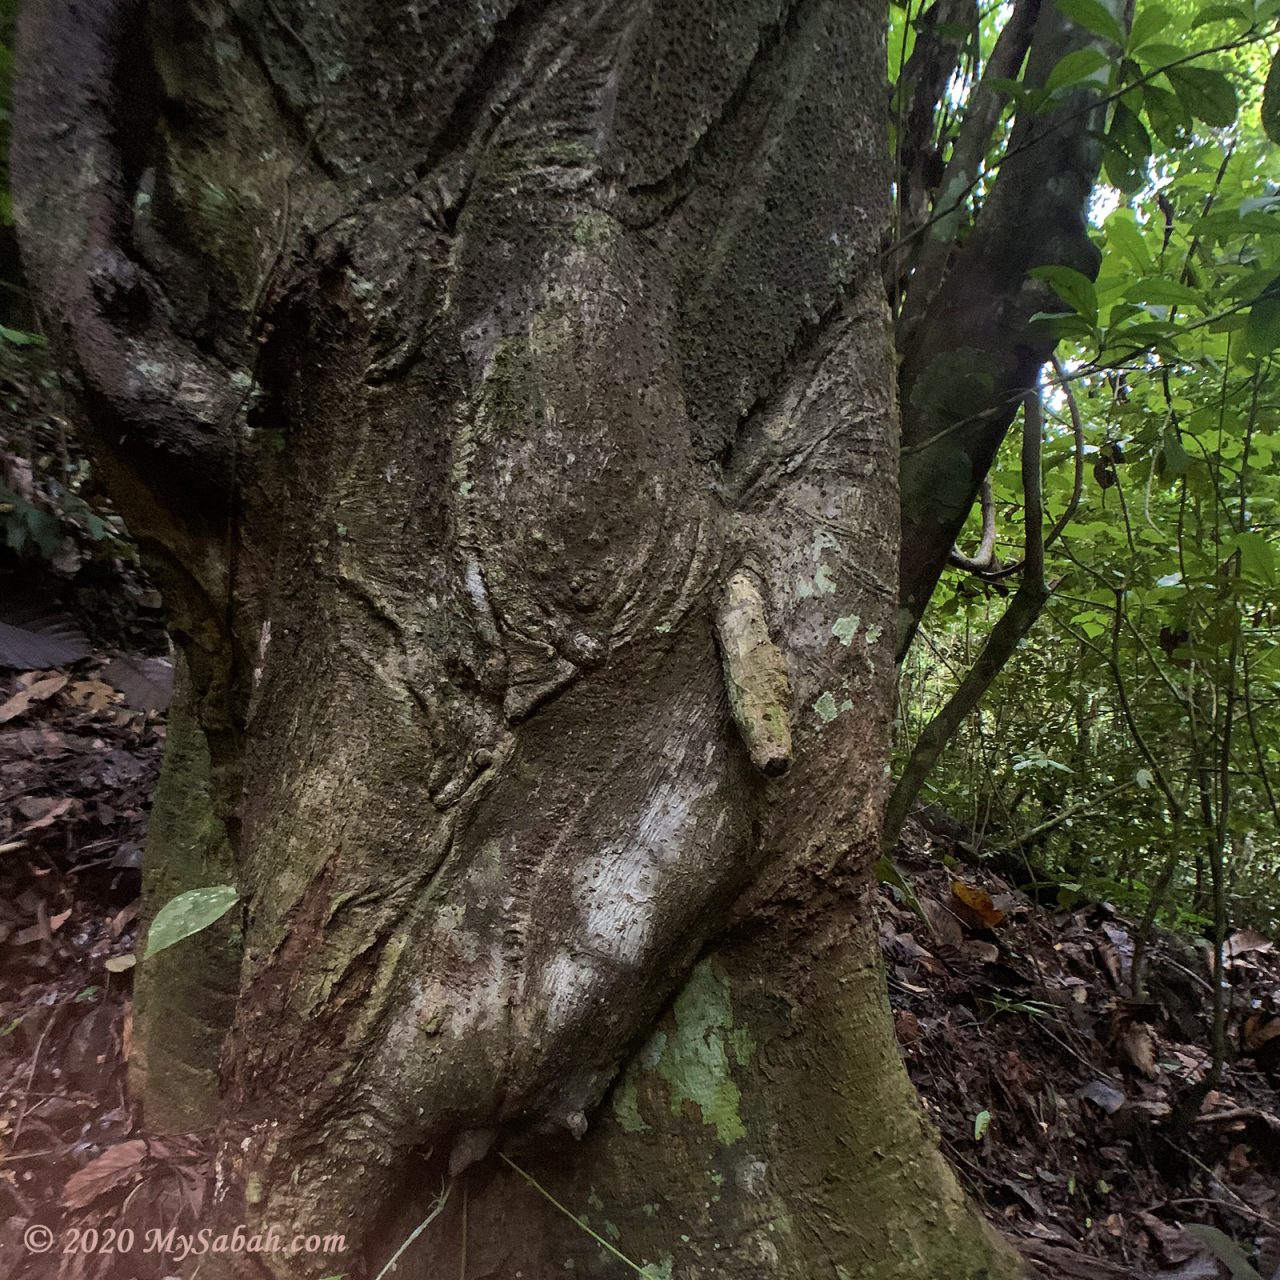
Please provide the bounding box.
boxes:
[14,1,1025,1276]
[387,912,1020,1280]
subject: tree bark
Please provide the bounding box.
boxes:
[14,1,1025,1276]
[894,0,1126,649]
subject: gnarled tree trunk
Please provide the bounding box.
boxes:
[14,1,1025,1276]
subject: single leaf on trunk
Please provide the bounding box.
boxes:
[144,885,239,958]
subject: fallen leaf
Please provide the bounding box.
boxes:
[1116,1022,1159,1078]
[1077,1079,1127,1114]
[16,796,73,834]
[109,901,139,938]
[895,1010,923,1044]
[1245,1013,1280,1054]
[1226,929,1275,960]
[100,655,174,713]
[65,679,120,713]
[0,614,90,671]
[923,897,965,949]
[62,1139,151,1208]
[950,881,1006,929]
[0,674,68,725]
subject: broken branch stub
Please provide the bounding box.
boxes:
[716,572,794,777]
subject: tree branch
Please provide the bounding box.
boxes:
[715,571,794,777]
[1044,354,1085,548]
[884,385,1051,850]
[900,0,1041,322]
[895,0,1128,654]
[12,0,241,506]
[948,477,999,573]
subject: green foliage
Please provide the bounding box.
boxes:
[144,885,238,958]
[892,0,1280,935]
[1184,1224,1265,1279]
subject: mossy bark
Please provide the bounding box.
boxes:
[15,0,1025,1276]
[394,901,1024,1280]
[128,656,240,1133]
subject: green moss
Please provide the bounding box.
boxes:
[652,960,747,1144]
[832,614,861,646]
[572,210,617,248]
[814,691,838,723]
[612,1078,650,1133]
[132,661,240,1133]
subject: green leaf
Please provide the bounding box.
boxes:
[974,1109,992,1140]
[144,885,239,958]
[1056,0,1126,44]
[1128,3,1171,52]
[1142,81,1193,149]
[0,324,45,348]
[1029,265,1099,324]
[1104,211,1152,271]
[1046,47,1111,94]
[1245,296,1280,356]
[1121,277,1202,308]
[1134,42,1189,67]
[1190,2,1252,26]
[1263,49,1280,145]
[1234,532,1276,585]
[1183,1225,1264,1280]
[876,856,931,930]
[1160,435,1190,478]
[1165,65,1238,127]
[1104,99,1152,192]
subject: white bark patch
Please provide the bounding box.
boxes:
[464,559,491,616]
[796,530,840,599]
[736,1157,769,1196]
[541,780,710,1036]
[253,619,272,687]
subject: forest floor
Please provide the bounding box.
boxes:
[0,641,1277,1279]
